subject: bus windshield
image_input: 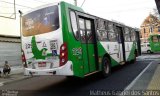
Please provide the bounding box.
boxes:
[22,5,59,36]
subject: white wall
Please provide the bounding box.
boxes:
[0,42,22,67]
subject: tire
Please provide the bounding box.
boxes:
[100,57,111,78]
[147,50,152,54]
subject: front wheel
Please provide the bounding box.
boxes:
[147,50,153,54]
[100,57,111,78]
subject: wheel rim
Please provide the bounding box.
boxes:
[104,58,109,74]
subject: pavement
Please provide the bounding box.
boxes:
[0,66,30,86]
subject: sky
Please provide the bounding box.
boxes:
[0,0,157,36]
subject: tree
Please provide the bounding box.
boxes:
[152,8,160,19]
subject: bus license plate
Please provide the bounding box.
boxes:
[38,62,46,67]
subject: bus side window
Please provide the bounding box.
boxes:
[96,19,108,41]
[130,29,135,41]
[152,36,158,42]
[108,22,117,41]
[70,11,79,40]
[124,27,131,42]
[79,18,86,42]
[86,20,93,42]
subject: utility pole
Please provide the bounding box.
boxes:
[74,0,77,6]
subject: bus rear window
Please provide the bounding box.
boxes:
[22,5,59,36]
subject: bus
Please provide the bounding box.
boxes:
[148,34,160,53]
[21,1,138,78]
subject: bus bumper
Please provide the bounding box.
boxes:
[24,61,73,76]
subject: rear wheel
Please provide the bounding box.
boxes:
[100,57,111,78]
[147,50,152,54]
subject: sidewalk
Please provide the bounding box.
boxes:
[123,60,160,90]
[0,66,30,86]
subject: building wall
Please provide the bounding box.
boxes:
[140,14,160,43]
[0,36,21,67]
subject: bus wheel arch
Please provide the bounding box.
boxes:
[100,54,111,78]
[147,50,153,54]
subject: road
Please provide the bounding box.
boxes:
[0,54,157,96]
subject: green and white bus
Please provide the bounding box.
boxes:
[21,1,137,78]
[148,34,160,53]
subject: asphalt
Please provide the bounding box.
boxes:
[0,55,160,96]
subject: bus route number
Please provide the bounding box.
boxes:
[50,40,58,50]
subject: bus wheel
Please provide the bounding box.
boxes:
[147,50,152,54]
[101,57,111,78]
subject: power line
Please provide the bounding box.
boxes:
[81,0,86,7]
[0,0,33,9]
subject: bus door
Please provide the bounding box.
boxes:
[78,16,98,74]
[116,26,126,63]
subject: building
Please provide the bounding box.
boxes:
[140,14,160,43]
[0,35,22,67]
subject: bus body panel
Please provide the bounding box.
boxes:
[60,2,85,77]
[126,42,136,61]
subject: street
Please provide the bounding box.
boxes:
[0,54,158,96]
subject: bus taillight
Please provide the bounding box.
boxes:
[60,43,68,66]
[22,50,27,68]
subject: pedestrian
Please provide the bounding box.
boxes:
[3,61,11,77]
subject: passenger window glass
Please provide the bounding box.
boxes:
[79,18,85,29]
[86,20,91,30]
[96,19,109,41]
[98,19,105,30]
[130,29,135,41]
[108,32,117,41]
[80,30,85,42]
[124,27,131,42]
[108,22,116,41]
[70,11,79,40]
